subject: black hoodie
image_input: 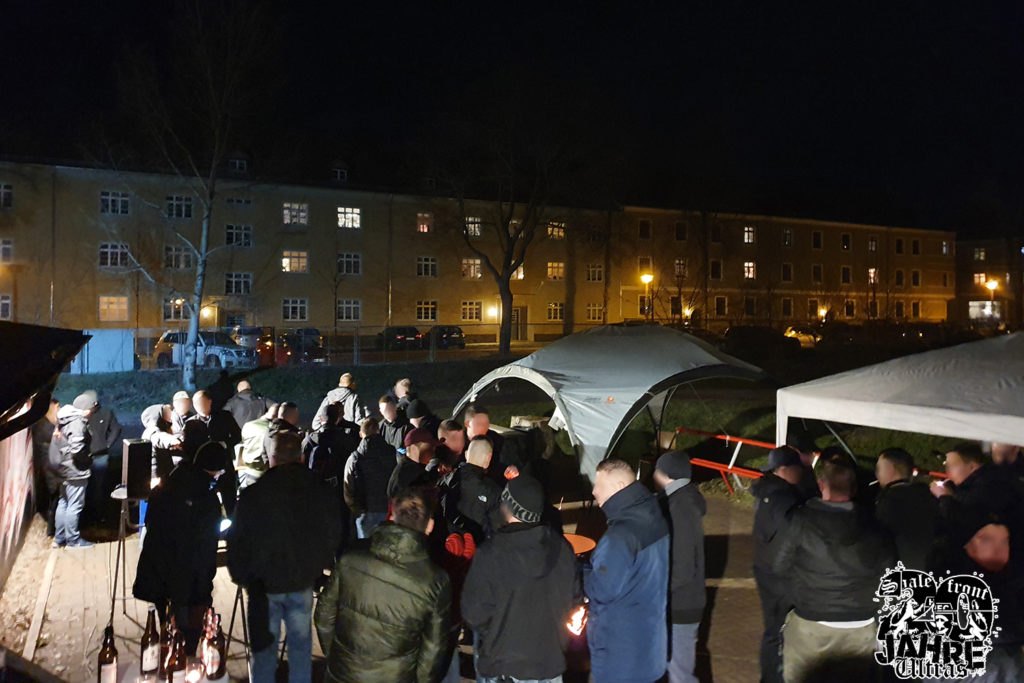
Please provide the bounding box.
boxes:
[462,521,577,679]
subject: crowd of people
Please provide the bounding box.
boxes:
[29,371,1024,683]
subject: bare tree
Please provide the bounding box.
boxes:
[115,0,276,390]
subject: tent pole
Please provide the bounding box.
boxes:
[822,421,854,456]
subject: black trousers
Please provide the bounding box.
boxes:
[754,566,791,683]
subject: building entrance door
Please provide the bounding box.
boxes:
[511,306,527,341]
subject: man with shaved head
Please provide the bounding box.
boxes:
[224,379,272,428]
[184,389,242,515]
[585,459,670,683]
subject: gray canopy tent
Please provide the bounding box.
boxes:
[453,325,762,481]
[776,332,1024,447]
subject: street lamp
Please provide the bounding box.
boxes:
[640,273,653,321]
[986,279,998,302]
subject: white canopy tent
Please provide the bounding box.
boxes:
[776,332,1024,446]
[453,325,762,481]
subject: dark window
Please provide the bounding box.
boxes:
[812,231,822,249]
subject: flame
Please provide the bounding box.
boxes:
[566,605,588,636]
[186,670,202,683]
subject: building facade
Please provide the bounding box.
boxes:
[0,159,958,341]
[955,237,1024,328]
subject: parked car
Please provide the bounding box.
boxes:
[154,331,257,369]
[424,325,466,349]
[784,325,822,349]
[275,332,327,365]
[376,326,423,351]
[721,326,801,360]
[231,326,267,349]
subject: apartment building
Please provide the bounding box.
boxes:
[0,159,957,339]
[955,237,1024,327]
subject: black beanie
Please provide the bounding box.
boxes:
[656,450,692,481]
[501,475,545,523]
[406,398,429,420]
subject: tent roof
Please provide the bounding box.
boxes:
[776,332,1024,446]
[453,325,762,480]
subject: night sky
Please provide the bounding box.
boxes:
[2,1,1022,236]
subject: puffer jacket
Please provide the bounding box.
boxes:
[462,522,576,680]
[314,522,452,683]
[56,405,92,481]
[772,498,896,621]
[584,481,670,683]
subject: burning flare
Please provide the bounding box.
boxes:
[566,604,588,636]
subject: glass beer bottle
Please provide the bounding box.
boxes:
[98,625,118,683]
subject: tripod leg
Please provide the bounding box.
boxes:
[226,587,240,653]
[120,500,128,615]
[239,590,253,681]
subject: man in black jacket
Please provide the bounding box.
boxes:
[751,446,807,683]
[463,475,576,682]
[224,380,272,428]
[931,442,1024,535]
[133,442,225,654]
[378,395,411,456]
[343,417,397,538]
[874,448,937,570]
[442,436,504,543]
[184,390,241,516]
[81,390,122,526]
[228,431,341,683]
[773,460,896,682]
[653,450,706,683]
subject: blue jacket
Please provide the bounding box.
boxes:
[584,481,670,682]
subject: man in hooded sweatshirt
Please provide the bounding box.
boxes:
[654,450,707,683]
[53,393,95,548]
[585,458,670,683]
[463,475,576,682]
[312,372,368,431]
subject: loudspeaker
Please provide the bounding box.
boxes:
[122,438,151,500]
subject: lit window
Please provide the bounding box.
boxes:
[743,261,756,279]
[98,242,130,268]
[337,252,362,275]
[812,231,822,249]
[586,303,603,322]
[638,220,652,240]
[163,297,190,321]
[781,263,793,282]
[743,226,756,244]
[166,195,193,219]
[868,267,878,285]
[225,272,252,295]
[512,265,524,280]
[812,264,822,284]
[840,233,851,251]
[283,202,309,226]
[942,241,949,255]
[337,206,361,229]
[508,219,521,234]
[226,197,252,208]
[744,297,755,316]
[416,256,438,277]
[674,258,687,278]
[0,239,12,263]
[337,299,361,321]
[465,216,482,237]
[547,261,565,280]
[546,302,564,321]
[911,239,920,256]
[911,301,921,318]
[416,300,438,322]
[226,224,253,247]
[638,256,652,273]
[461,300,482,321]
[282,298,308,321]
[714,296,727,316]
[782,298,793,317]
[974,247,986,261]
[973,272,987,285]
[841,266,851,284]
[895,270,905,287]
[0,294,9,319]
[229,158,248,173]
[281,250,309,273]
[911,270,920,287]
[0,184,11,209]
[98,296,128,322]
[844,300,855,318]
[547,222,566,239]
[868,235,878,252]
[100,191,130,216]
[674,222,687,241]
[895,238,904,254]
[710,260,722,280]
[586,263,604,282]
[164,245,193,269]
[417,212,434,233]
[462,258,482,279]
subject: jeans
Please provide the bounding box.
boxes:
[668,622,699,683]
[54,479,87,546]
[478,677,563,683]
[252,589,313,683]
[356,512,387,539]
